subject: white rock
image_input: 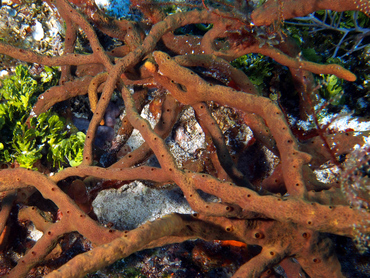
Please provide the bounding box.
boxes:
[0,70,9,78]
[32,20,44,41]
[93,181,194,230]
[95,0,110,8]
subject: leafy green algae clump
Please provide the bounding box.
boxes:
[0,65,85,169]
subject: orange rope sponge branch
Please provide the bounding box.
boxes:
[251,0,370,27]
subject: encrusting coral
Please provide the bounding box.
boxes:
[0,0,369,277]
